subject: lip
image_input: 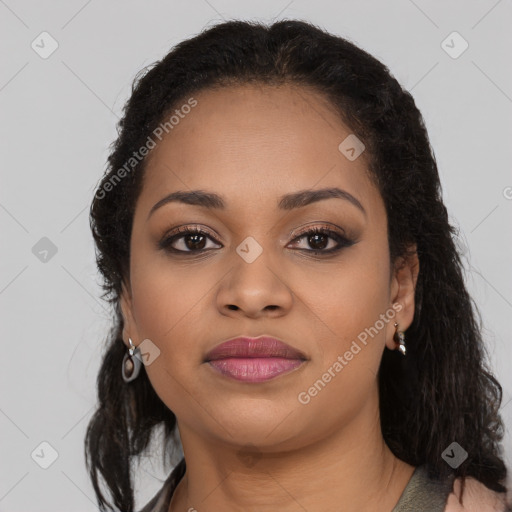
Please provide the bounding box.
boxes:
[204,336,307,362]
[204,336,308,382]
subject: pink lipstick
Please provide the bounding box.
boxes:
[204,336,307,382]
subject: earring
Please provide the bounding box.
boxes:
[122,338,142,382]
[393,322,406,356]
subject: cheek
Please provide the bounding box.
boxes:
[294,256,390,429]
[306,248,391,377]
[130,246,211,338]
[128,261,211,417]
[126,267,201,404]
[314,249,390,331]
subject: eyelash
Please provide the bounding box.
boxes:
[159,225,355,256]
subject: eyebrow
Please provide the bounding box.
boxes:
[147,187,366,220]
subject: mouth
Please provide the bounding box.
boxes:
[204,335,308,383]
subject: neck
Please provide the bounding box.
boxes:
[169,391,415,512]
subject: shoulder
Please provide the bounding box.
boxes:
[444,476,509,512]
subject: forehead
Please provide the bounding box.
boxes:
[137,83,381,218]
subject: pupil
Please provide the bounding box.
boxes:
[186,234,206,250]
[309,234,327,249]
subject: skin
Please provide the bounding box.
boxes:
[120,83,421,512]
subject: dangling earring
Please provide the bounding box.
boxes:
[122,338,142,382]
[393,322,406,356]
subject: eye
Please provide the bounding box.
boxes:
[159,226,221,253]
[287,226,354,255]
[159,224,355,256]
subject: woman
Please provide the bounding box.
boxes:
[85,19,511,511]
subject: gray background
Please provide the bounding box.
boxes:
[1,0,511,510]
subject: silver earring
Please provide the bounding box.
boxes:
[122,338,142,382]
[393,322,406,356]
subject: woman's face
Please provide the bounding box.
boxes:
[120,83,417,450]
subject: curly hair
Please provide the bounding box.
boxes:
[85,19,509,511]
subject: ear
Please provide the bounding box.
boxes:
[386,244,420,351]
[119,279,141,348]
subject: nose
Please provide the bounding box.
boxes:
[216,254,294,319]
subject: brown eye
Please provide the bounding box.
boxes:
[306,232,330,250]
[288,227,354,255]
[159,225,354,256]
[159,227,221,253]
